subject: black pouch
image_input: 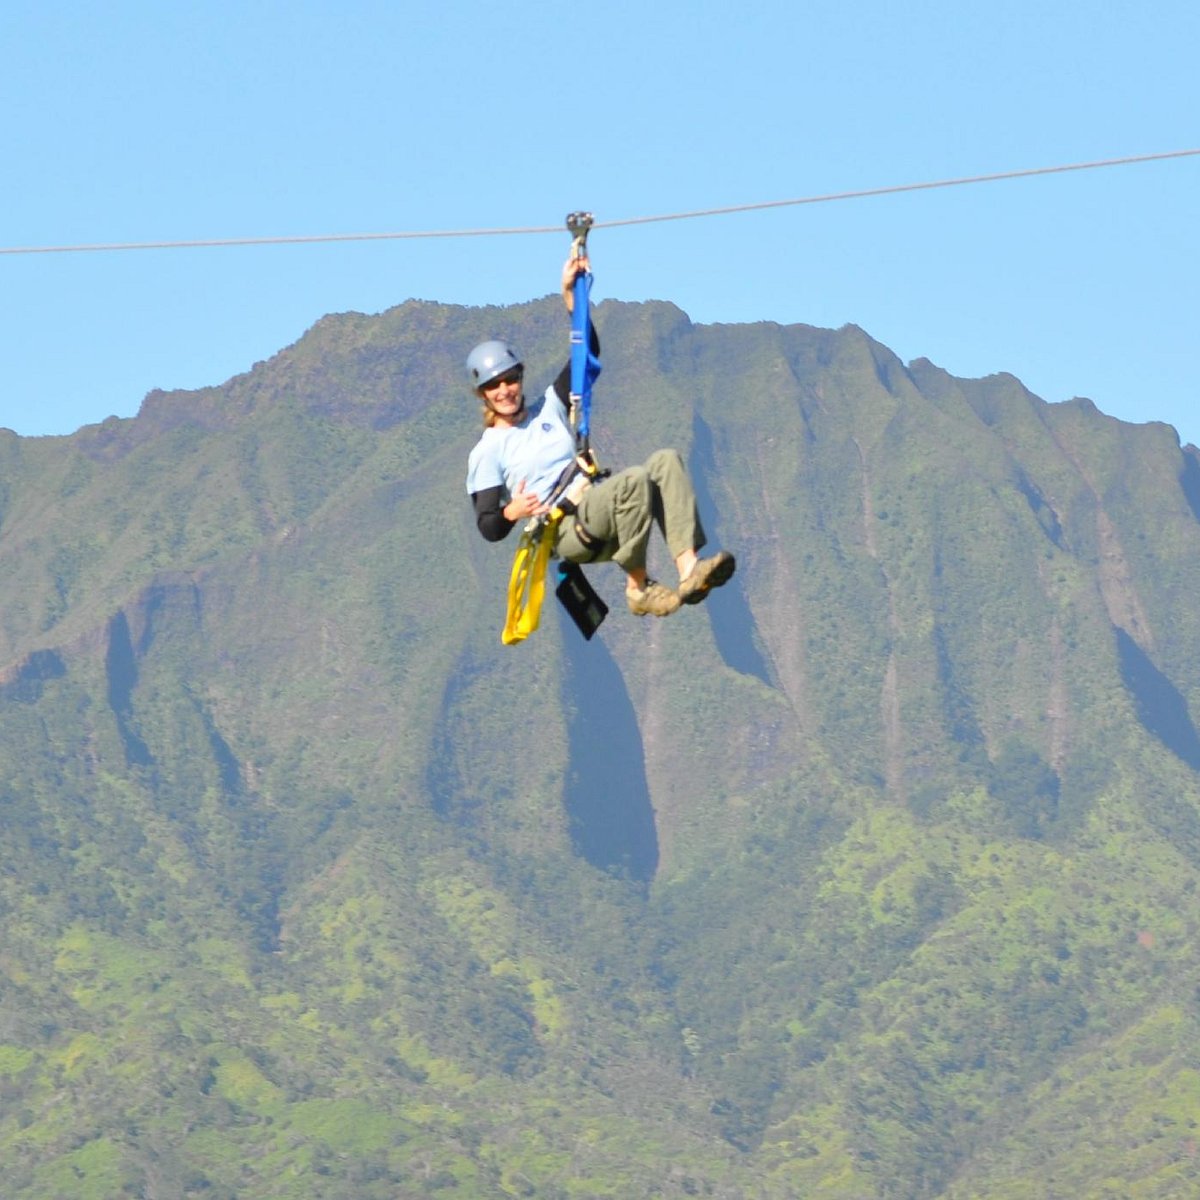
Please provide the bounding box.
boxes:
[556,561,608,640]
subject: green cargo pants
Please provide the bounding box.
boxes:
[555,448,707,574]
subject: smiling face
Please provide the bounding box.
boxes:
[479,367,525,427]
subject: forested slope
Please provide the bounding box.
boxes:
[2,296,1199,1198]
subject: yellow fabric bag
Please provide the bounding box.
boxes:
[501,515,562,645]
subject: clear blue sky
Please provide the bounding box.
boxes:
[3,1,1197,445]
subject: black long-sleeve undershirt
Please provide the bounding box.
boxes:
[473,484,515,542]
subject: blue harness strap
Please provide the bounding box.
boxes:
[567,214,602,450]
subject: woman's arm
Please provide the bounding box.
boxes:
[552,251,601,402]
[562,252,588,313]
[471,485,515,541]
[471,479,547,541]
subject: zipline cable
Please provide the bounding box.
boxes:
[1,148,1197,257]
[597,148,1200,230]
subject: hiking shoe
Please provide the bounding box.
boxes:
[679,551,736,605]
[626,580,682,617]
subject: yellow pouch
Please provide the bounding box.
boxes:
[501,515,561,645]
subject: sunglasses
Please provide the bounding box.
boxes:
[482,369,523,392]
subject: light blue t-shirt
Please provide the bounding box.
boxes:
[466,385,576,502]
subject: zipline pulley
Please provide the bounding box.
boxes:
[566,211,593,257]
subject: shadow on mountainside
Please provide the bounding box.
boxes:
[562,625,659,884]
[1116,627,1200,771]
[690,416,773,687]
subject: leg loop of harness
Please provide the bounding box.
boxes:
[569,518,606,563]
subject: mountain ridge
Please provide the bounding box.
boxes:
[2,298,1200,1197]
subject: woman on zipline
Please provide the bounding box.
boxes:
[466,253,734,618]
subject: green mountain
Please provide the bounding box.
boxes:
[3,295,1200,1198]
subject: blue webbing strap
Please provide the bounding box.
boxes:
[568,225,602,450]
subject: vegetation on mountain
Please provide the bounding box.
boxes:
[2,295,1200,1197]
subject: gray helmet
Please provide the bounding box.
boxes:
[466,340,522,391]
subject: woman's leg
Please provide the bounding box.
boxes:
[561,467,680,615]
[644,448,736,603]
[644,449,706,562]
[570,467,654,573]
